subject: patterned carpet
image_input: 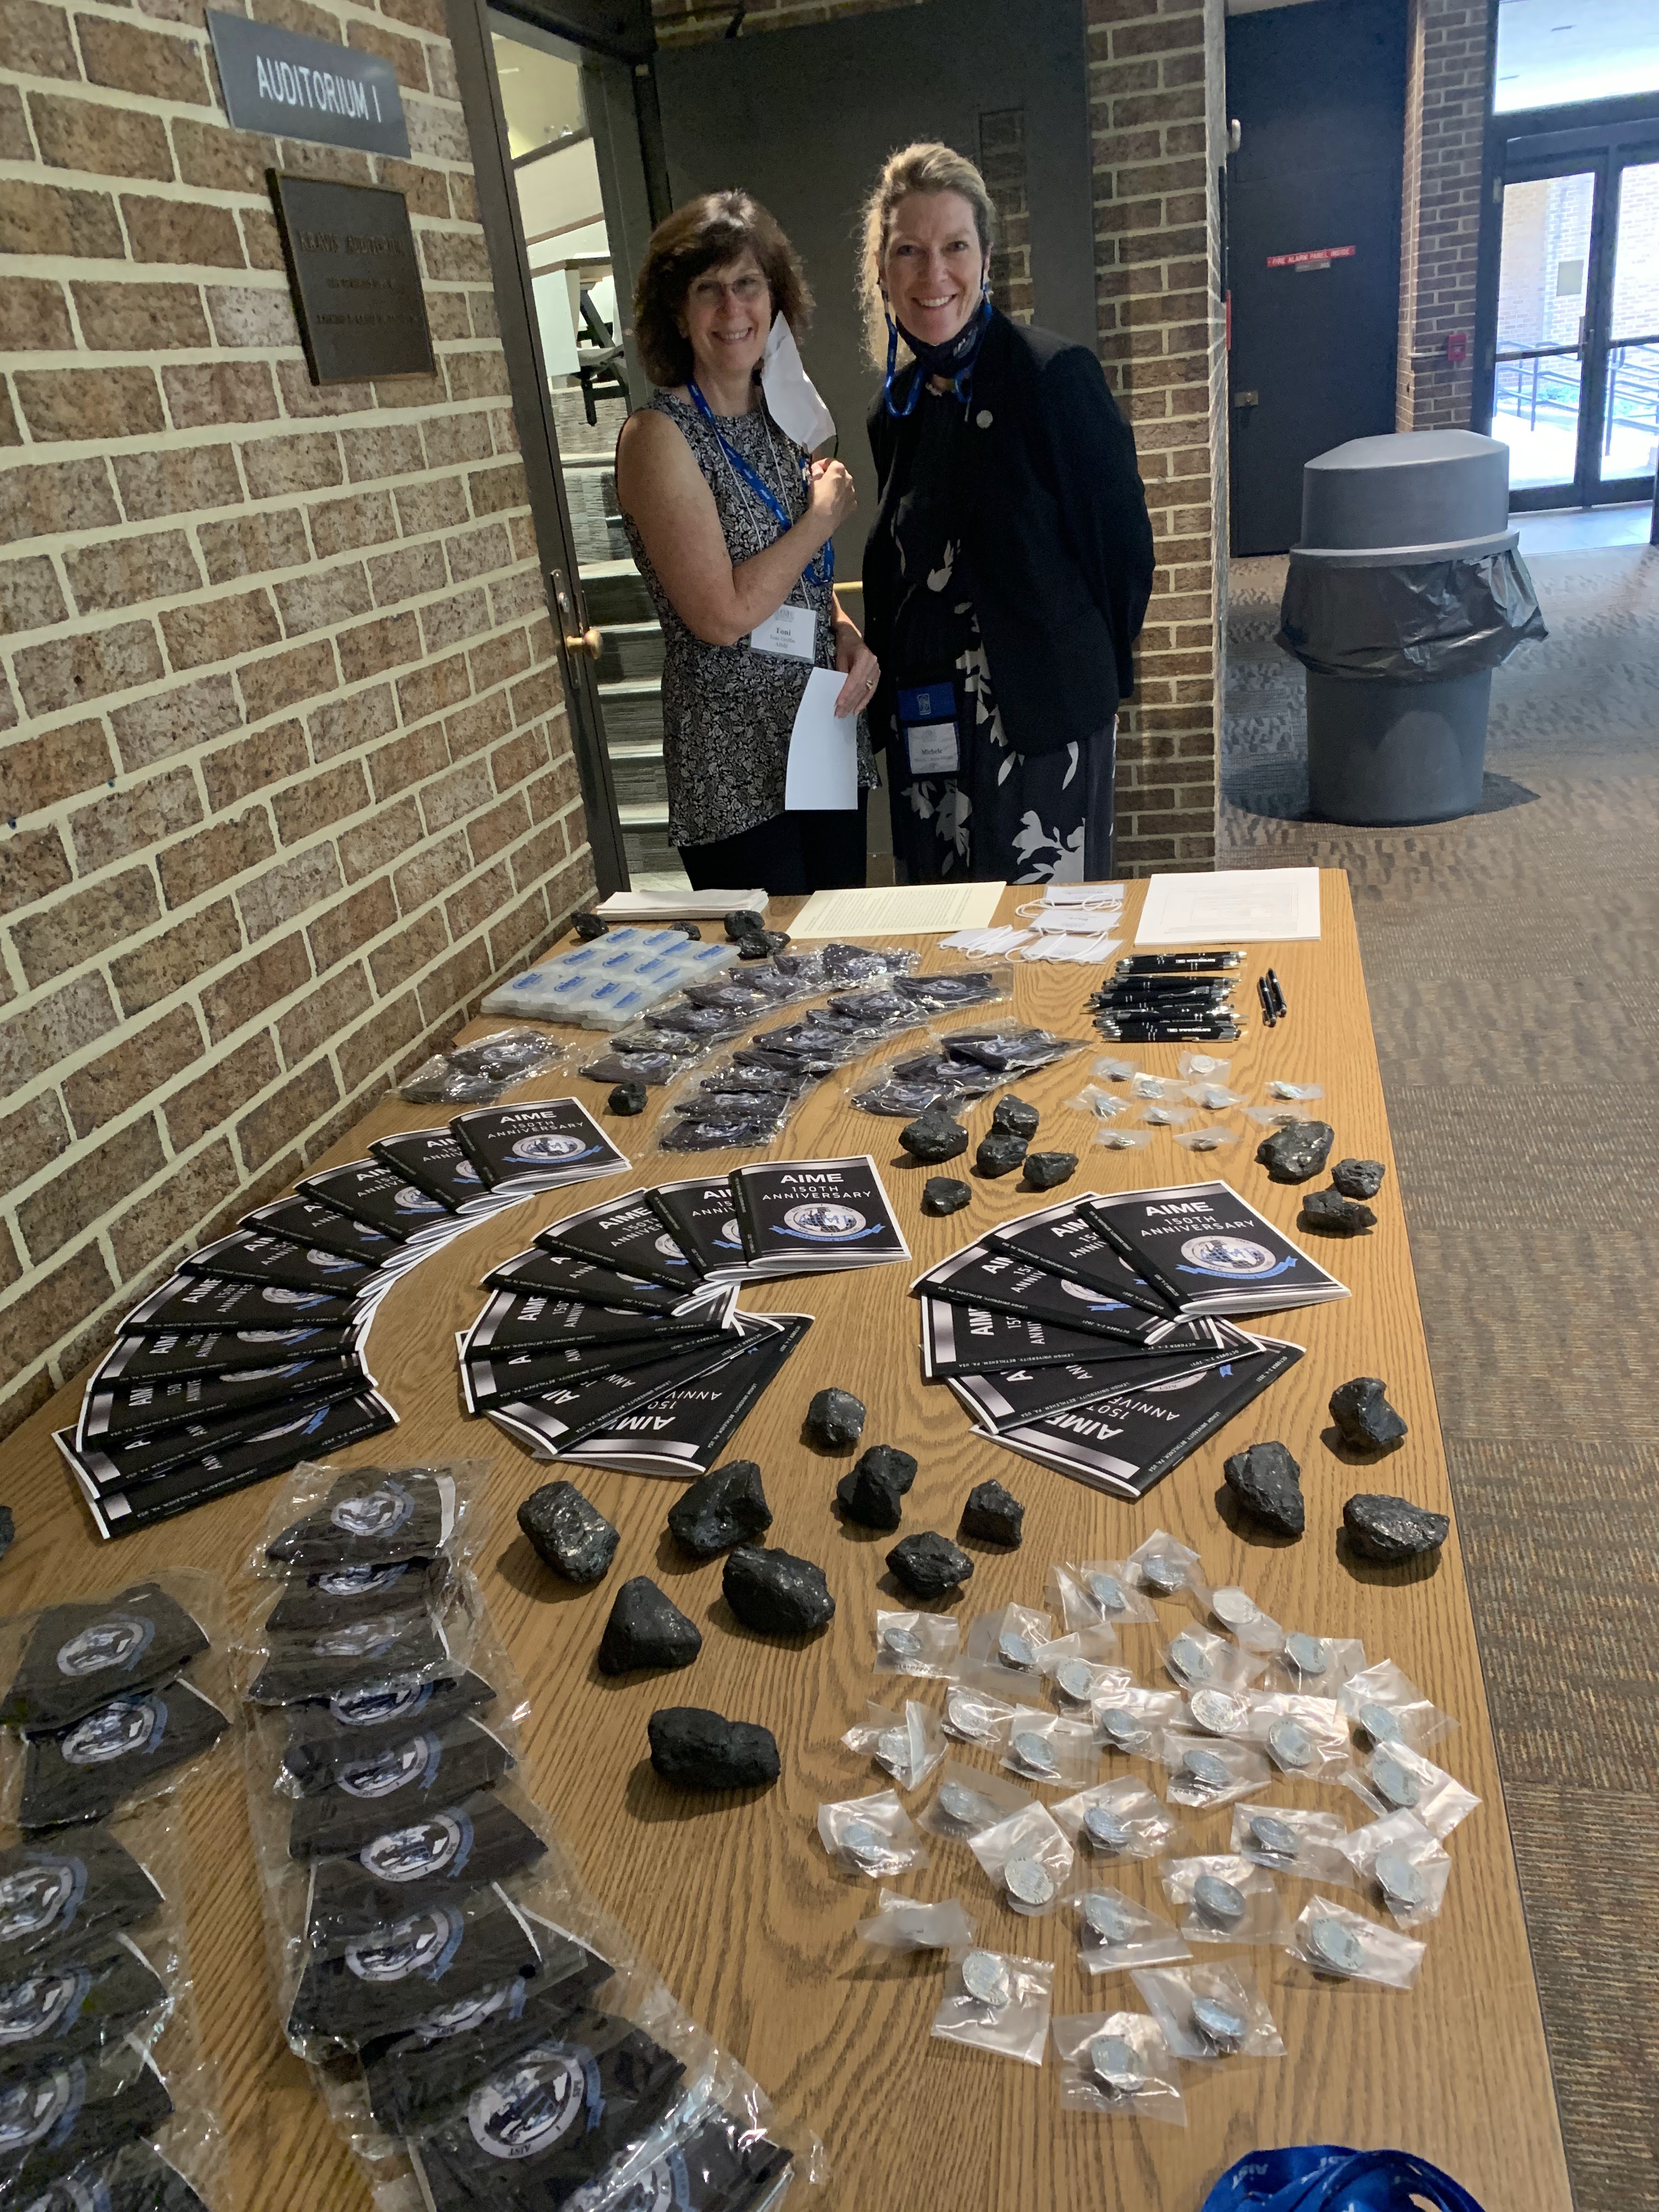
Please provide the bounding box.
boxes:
[1222,543,1659,2211]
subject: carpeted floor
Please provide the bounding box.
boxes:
[1222,543,1659,2212]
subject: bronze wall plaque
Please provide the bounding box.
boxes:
[268,173,435,386]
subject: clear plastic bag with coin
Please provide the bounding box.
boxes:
[1064,1082,1132,1121]
[1052,1777,1186,1864]
[1161,1855,1289,1947]
[1229,1804,1353,1886]
[815,1788,929,1881]
[1159,1623,1263,1695]
[1338,1660,1457,1754]
[918,1759,1030,1845]
[841,1701,946,1794]
[1158,1731,1270,1811]
[1093,1686,1184,1758]
[941,1681,1017,1749]
[1092,1054,1139,1082]
[1131,1962,1285,2066]
[873,1609,959,1680]
[997,1708,1098,1788]
[1178,1052,1234,1084]
[1269,1631,1367,1698]
[1286,1898,1425,1989]
[1266,1079,1324,1101]
[1338,1741,1480,1839]
[1173,1126,1244,1153]
[967,1803,1075,1918]
[856,1889,975,1959]
[1338,1810,1452,1928]
[1128,1074,1188,1104]
[1047,1561,1158,1633]
[1180,1686,1262,1743]
[1205,1586,1284,1655]
[957,1604,1055,1699]
[1053,2010,1187,2122]
[931,1950,1053,2066]
[1242,1692,1351,1780]
[1183,1081,1246,1110]
[1128,1531,1211,1609]
[1036,1635,1129,1714]
[1094,1125,1155,1152]
[1070,1888,1190,1975]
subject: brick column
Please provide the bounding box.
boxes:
[1397,0,1496,429]
[1087,0,1226,872]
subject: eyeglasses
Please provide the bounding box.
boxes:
[689,273,768,306]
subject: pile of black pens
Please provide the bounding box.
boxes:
[1258,967,1289,1028]
[1088,950,1245,1042]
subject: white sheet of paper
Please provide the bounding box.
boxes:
[784,665,859,812]
[596,887,768,919]
[789,881,1007,938]
[1136,866,1322,945]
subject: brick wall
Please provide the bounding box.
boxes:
[0,0,596,1443]
[1397,0,1494,430]
[977,109,1034,327]
[1087,0,1224,871]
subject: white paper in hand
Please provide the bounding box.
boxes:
[762,314,836,451]
[785,666,859,811]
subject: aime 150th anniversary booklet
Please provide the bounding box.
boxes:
[729,1155,910,1276]
[1084,1182,1348,1316]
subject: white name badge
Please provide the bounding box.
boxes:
[905,720,961,775]
[748,603,817,662]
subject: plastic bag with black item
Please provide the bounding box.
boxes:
[1276,549,1547,682]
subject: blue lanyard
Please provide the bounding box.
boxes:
[882,298,991,418]
[686,382,833,589]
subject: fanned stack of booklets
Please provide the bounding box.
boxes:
[56,1100,629,1539]
[913,1182,1345,1499]
[461,1154,909,1473]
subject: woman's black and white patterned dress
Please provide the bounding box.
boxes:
[620,388,874,849]
[881,386,1115,884]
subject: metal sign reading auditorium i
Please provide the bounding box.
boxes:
[207,10,410,159]
[268,174,433,386]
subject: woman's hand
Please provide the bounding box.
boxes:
[808,457,857,538]
[833,614,880,718]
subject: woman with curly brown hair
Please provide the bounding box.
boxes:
[615,191,879,894]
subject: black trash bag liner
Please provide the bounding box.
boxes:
[1276,548,1547,681]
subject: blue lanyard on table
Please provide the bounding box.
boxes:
[1202,2147,1487,2212]
[686,381,833,589]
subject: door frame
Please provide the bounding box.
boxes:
[445,0,633,893]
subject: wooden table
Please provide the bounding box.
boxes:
[0,872,1570,2211]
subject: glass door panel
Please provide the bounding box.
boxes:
[1600,159,1659,489]
[1494,170,1596,492]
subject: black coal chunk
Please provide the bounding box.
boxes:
[723,1546,835,1635]
[672,922,702,941]
[805,1386,866,1450]
[724,910,765,940]
[1329,1376,1408,1450]
[608,1080,648,1117]
[1343,1493,1449,1564]
[1023,1150,1077,1191]
[572,911,608,941]
[518,1481,619,1584]
[1255,1119,1335,1183]
[922,1176,972,1215]
[836,1448,907,1531]
[959,1479,1024,1547]
[887,1531,973,1597]
[991,1094,1041,1139]
[736,928,789,958]
[648,1707,780,1792]
[975,1131,1028,1178]
[0,1507,13,1565]
[667,1460,772,1559]
[597,1577,703,1675]
[1300,1188,1375,1234]
[1333,1157,1386,1199]
[1223,1441,1305,1537]
[900,1108,968,1164]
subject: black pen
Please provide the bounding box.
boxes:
[1266,968,1288,1020]
[1257,975,1277,1028]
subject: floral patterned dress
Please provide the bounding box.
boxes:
[881,385,1115,884]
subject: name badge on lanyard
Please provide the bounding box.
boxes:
[748,602,817,662]
[898,680,961,776]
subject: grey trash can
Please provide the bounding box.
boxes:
[1274,430,1547,826]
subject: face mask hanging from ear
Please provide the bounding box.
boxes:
[882,280,994,418]
[761,312,836,449]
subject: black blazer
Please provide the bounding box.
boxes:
[862,310,1155,759]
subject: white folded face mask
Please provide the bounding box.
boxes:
[762,313,835,450]
[940,926,1032,955]
[1017,933,1121,963]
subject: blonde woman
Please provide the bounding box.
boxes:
[857,143,1155,882]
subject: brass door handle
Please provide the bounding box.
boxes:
[565,625,602,660]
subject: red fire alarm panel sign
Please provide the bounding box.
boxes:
[1266,245,1357,269]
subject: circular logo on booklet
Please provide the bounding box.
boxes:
[468,2046,588,2162]
[329,1674,430,1729]
[337,1734,436,1799]
[721,1218,741,1246]
[653,1234,684,1263]
[1179,1234,1280,1278]
[781,1203,866,1241]
[61,1695,167,1768]
[510,1134,588,1163]
[0,2066,82,2153]
[360,1810,471,1883]
[345,1906,462,1985]
[261,1287,320,1307]
[311,1618,400,1662]
[304,1248,362,1271]
[393,1188,444,1213]
[330,1483,415,1539]
[1058,1279,1120,1310]
[54,1613,154,1681]
[0,1966,86,2046]
[0,1865,79,1944]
